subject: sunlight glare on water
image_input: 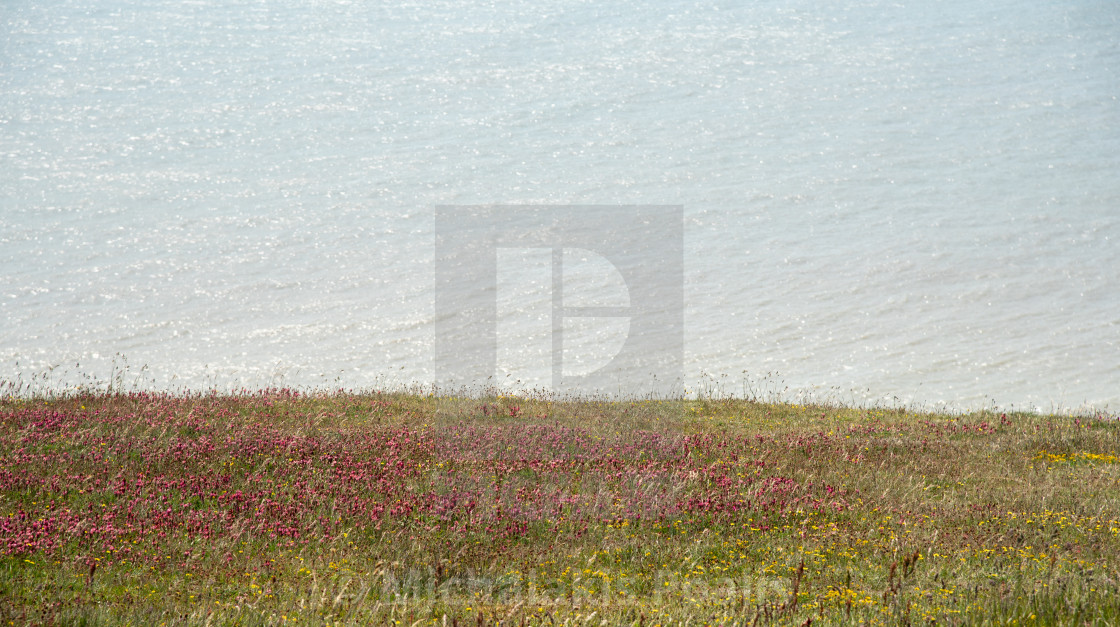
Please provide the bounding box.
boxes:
[1,0,1118,411]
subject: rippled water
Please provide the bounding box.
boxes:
[2,0,1118,410]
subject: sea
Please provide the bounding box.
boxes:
[2,0,1118,412]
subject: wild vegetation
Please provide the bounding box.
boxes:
[1,388,1118,625]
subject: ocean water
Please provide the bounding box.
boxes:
[2,0,1118,410]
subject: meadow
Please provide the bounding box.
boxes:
[1,388,1118,625]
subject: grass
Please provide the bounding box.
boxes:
[1,389,1118,625]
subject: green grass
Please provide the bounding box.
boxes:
[0,390,1117,625]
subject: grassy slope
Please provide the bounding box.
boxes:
[1,391,1118,626]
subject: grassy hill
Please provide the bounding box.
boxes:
[1,390,1118,625]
